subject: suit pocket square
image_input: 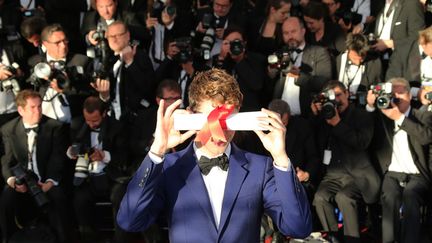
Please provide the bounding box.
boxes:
[395,22,401,26]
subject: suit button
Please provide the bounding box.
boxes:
[139,178,145,187]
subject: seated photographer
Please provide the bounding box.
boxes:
[386,26,432,103]
[194,0,247,60]
[28,24,93,123]
[270,17,332,117]
[213,26,268,111]
[336,33,382,107]
[92,20,156,122]
[81,0,149,48]
[366,78,432,243]
[268,99,321,200]
[146,2,192,69]
[311,80,380,243]
[67,96,128,243]
[0,90,70,243]
[154,39,209,108]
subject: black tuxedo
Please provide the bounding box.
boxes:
[313,105,381,238]
[386,40,423,83]
[370,107,432,243]
[374,0,424,49]
[0,116,70,242]
[273,44,332,116]
[28,53,93,118]
[213,51,268,111]
[106,49,156,118]
[70,115,129,242]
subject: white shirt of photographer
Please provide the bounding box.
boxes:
[88,130,111,174]
[42,87,71,123]
[420,45,432,80]
[0,50,17,114]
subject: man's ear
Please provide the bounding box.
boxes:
[17,106,24,117]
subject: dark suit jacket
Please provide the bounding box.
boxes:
[1,116,67,183]
[386,40,422,83]
[273,44,332,116]
[336,52,383,92]
[81,10,150,44]
[107,49,156,115]
[374,0,424,48]
[117,143,312,242]
[314,105,381,203]
[286,116,321,184]
[214,51,268,111]
[370,108,432,183]
[70,116,129,180]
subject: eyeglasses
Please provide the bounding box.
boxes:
[46,39,69,46]
[106,31,127,40]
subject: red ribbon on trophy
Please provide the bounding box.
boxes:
[196,104,234,145]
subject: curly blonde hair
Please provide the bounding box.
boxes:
[188,68,243,111]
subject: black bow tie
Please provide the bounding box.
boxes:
[90,128,100,133]
[290,48,303,54]
[25,126,39,134]
[422,52,428,59]
[197,154,229,175]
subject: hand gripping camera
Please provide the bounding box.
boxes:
[70,143,95,186]
[314,89,338,119]
[1,63,21,95]
[370,82,397,109]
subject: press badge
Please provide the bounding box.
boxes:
[323,150,332,165]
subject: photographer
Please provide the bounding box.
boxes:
[0,90,70,243]
[93,20,156,121]
[28,24,93,124]
[213,26,268,111]
[311,80,380,243]
[271,17,332,117]
[336,33,382,106]
[154,38,209,108]
[81,0,148,48]
[386,26,432,101]
[146,2,192,69]
[194,0,247,59]
[67,96,128,243]
[20,16,47,56]
[366,78,432,243]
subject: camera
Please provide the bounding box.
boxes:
[27,62,84,90]
[425,92,432,101]
[370,82,397,109]
[267,46,297,71]
[335,10,362,26]
[151,0,176,18]
[1,63,21,95]
[92,29,105,43]
[11,163,50,208]
[314,89,338,119]
[229,40,244,56]
[367,33,378,46]
[201,28,215,60]
[174,37,193,63]
[70,143,95,157]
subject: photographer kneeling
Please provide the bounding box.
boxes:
[311,80,380,243]
[0,90,70,243]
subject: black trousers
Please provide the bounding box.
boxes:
[313,172,362,238]
[0,185,71,243]
[381,171,428,243]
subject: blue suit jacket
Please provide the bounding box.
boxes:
[117,143,312,242]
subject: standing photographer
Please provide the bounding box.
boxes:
[366,78,432,243]
[311,80,380,243]
[28,24,92,123]
[213,26,268,111]
[0,90,70,243]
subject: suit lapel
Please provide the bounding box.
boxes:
[390,0,402,35]
[179,144,217,230]
[14,120,29,166]
[218,145,249,234]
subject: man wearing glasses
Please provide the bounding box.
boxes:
[93,20,155,122]
[28,24,92,124]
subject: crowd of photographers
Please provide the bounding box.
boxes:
[1,0,432,242]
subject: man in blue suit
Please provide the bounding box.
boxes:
[117,68,312,242]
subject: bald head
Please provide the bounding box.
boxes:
[282,17,306,48]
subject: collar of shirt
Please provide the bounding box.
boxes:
[46,54,66,63]
[193,142,231,161]
[23,123,39,129]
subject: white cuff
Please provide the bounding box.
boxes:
[7,177,15,187]
[99,93,110,102]
[148,151,164,164]
[273,159,292,172]
[366,104,376,112]
[103,150,111,163]
[46,179,59,186]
